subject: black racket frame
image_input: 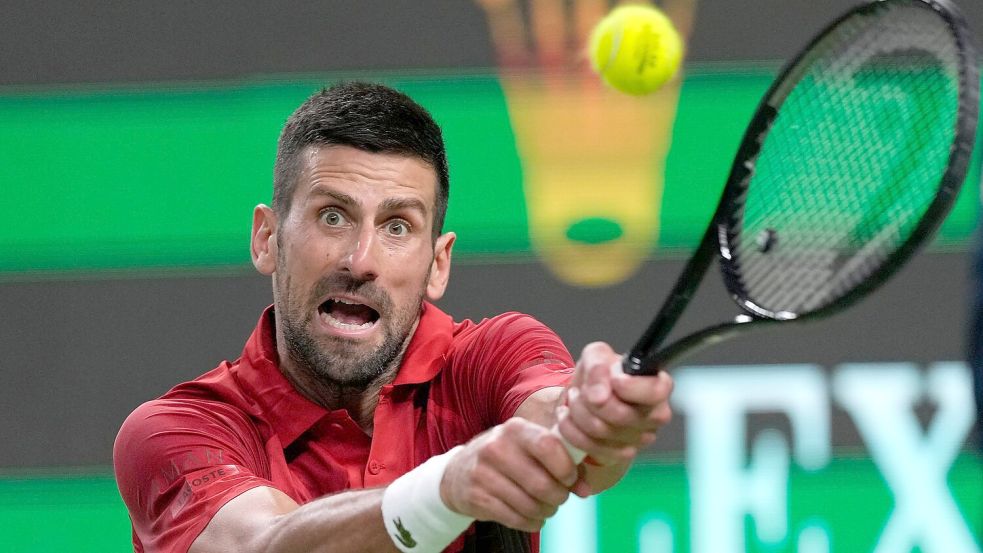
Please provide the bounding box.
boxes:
[624,0,980,375]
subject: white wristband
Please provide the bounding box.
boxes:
[382,446,474,553]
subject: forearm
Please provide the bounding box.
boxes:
[191,486,399,553]
[260,488,398,553]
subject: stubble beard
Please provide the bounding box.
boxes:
[277,271,424,390]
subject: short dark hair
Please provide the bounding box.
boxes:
[273,81,450,238]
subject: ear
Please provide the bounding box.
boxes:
[426,232,456,301]
[251,204,278,275]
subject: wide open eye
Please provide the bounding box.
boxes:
[320,209,346,227]
[387,220,410,236]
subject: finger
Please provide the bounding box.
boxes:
[531,0,566,67]
[575,382,655,429]
[482,463,558,523]
[571,385,659,438]
[557,403,636,465]
[580,343,619,406]
[659,0,698,40]
[566,388,644,447]
[478,0,531,67]
[485,421,574,512]
[610,370,674,408]
[574,0,607,48]
[501,460,571,514]
[523,427,579,488]
[647,397,674,429]
[468,474,546,533]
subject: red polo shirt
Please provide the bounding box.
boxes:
[114,302,574,553]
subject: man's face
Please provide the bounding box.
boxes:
[255,145,453,388]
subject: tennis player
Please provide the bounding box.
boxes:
[113,82,673,553]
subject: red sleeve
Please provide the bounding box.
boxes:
[450,312,574,427]
[113,398,275,553]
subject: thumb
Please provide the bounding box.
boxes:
[581,343,618,405]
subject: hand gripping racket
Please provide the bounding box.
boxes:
[557,0,979,470]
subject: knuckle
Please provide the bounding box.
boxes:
[533,500,555,519]
[662,373,675,394]
[652,404,673,426]
[525,517,547,532]
[527,474,555,499]
[542,503,560,519]
[477,439,505,465]
[471,463,494,486]
[606,404,637,427]
[585,415,610,438]
[470,490,495,517]
[502,417,524,433]
[512,498,537,519]
[581,341,609,356]
[617,448,637,463]
[529,438,550,459]
[546,487,570,508]
[503,512,527,530]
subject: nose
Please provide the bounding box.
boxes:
[339,226,380,281]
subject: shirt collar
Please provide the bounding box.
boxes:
[234,302,455,447]
[235,306,326,448]
[392,301,454,386]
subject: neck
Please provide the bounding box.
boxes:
[274,317,419,435]
[279,360,400,435]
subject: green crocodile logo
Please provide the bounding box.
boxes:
[393,517,417,548]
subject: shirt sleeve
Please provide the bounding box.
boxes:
[450,312,575,427]
[113,398,276,553]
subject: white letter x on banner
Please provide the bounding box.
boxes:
[833,362,977,553]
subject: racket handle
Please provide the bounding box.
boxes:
[551,424,587,464]
[622,354,650,376]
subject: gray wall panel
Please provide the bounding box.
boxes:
[4,1,981,86]
[0,251,971,467]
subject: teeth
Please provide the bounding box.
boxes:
[320,311,374,331]
[331,297,361,306]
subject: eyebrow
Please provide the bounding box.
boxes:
[380,196,429,217]
[309,186,359,207]
[309,185,429,216]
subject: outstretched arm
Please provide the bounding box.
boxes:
[190,486,397,553]
[190,420,578,553]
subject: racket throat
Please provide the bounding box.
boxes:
[626,316,769,374]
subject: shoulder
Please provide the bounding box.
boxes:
[452,311,563,347]
[451,311,572,367]
[446,311,573,375]
[436,311,573,425]
[114,361,268,481]
[120,359,258,438]
[113,397,275,553]
[117,395,258,444]
[114,396,265,477]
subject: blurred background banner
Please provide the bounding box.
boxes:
[2,1,982,551]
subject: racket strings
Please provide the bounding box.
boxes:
[728,1,962,316]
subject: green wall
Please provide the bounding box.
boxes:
[5,68,978,274]
[3,452,979,552]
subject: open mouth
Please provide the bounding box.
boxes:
[317,297,381,331]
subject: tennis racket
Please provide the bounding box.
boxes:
[621,0,980,375]
[554,0,979,471]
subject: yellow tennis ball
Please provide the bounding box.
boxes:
[589,4,684,95]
